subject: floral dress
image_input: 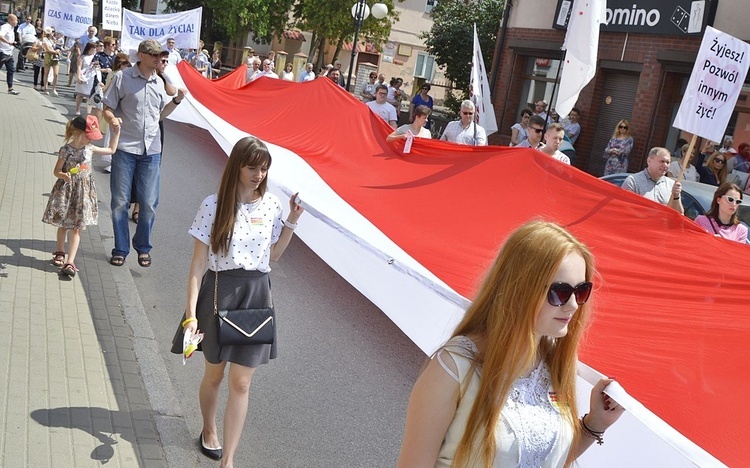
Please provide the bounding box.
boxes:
[42,144,97,230]
[603,136,633,175]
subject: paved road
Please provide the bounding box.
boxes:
[31,75,427,467]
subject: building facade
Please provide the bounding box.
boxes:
[490,0,750,175]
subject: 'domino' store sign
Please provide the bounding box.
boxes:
[554,0,717,35]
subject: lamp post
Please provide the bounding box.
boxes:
[345,0,388,92]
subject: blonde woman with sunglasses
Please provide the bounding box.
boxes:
[398,221,623,467]
[693,183,748,243]
[602,119,633,175]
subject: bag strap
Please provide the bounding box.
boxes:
[708,217,720,235]
[213,255,219,316]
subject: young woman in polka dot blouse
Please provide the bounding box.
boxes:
[172,136,303,466]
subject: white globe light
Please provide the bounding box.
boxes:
[371,3,388,19]
[352,3,370,20]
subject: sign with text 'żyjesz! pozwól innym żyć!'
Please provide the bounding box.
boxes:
[673,27,750,143]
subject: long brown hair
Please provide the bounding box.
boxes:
[210,137,272,256]
[707,182,743,225]
[450,221,595,467]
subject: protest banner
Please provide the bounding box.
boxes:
[102,0,122,31]
[44,0,94,38]
[121,8,202,54]
[672,26,750,180]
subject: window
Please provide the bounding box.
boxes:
[414,52,435,80]
[425,0,437,13]
[517,56,561,117]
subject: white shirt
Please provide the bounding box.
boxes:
[190,193,283,273]
[668,161,699,182]
[18,22,36,40]
[394,124,431,139]
[167,48,182,66]
[280,70,294,81]
[259,70,278,79]
[298,70,316,82]
[0,23,14,55]
[440,120,488,146]
[366,100,398,124]
[246,69,262,82]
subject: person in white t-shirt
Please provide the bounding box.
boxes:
[387,105,432,142]
[667,143,700,182]
[298,63,316,82]
[0,14,19,94]
[539,123,571,164]
[172,136,304,467]
[440,100,487,146]
[366,84,398,129]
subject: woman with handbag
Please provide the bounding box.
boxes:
[40,26,61,96]
[171,136,303,467]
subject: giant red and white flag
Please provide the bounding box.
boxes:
[470,23,497,135]
[162,63,745,467]
[556,0,606,118]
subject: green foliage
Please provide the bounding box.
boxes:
[421,0,504,97]
[166,0,294,43]
[293,0,401,60]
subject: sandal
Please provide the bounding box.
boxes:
[60,263,78,277]
[137,253,151,268]
[52,251,65,267]
[109,255,125,266]
[131,211,139,223]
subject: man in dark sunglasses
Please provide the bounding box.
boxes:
[439,100,487,146]
[622,147,684,214]
[516,114,546,149]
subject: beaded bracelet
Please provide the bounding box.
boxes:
[581,413,605,445]
[182,317,197,327]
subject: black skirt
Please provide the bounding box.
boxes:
[171,268,276,367]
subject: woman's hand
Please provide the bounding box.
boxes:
[182,314,198,335]
[585,378,625,433]
[288,192,304,222]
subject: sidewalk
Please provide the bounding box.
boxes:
[0,73,179,466]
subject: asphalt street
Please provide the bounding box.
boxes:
[31,75,427,467]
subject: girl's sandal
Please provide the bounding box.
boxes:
[52,251,65,267]
[60,263,78,277]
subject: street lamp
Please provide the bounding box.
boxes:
[346,0,388,92]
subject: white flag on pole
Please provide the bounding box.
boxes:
[555,0,606,118]
[470,23,498,136]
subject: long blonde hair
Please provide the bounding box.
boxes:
[706,151,728,184]
[612,119,632,139]
[451,221,595,467]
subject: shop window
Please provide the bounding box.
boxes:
[517,56,562,117]
[425,0,438,13]
[415,52,436,80]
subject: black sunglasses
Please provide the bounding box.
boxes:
[547,282,593,307]
[619,125,628,129]
[462,111,474,115]
[530,127,544,134]
[714,158,726,164]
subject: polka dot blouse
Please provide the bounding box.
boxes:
[189,193,283,272]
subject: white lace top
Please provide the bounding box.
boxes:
[435,336,573,467]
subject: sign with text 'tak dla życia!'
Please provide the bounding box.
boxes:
[120,7,202,54]
[44,0,94,38]
[673,26,750,143]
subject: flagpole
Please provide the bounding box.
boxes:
[545,53,565,132]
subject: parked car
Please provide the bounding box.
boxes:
[600,173,750,227]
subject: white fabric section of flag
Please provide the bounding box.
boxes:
[470,23,498,135]
[102,0,122,31]
[121,8,202,54]
[162,65,726,467]
[43,0,94,38]
[555,0,605,118]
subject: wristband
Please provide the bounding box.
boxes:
[182,317,197,327]
[172,97,182,105]
[282,219,297,230]
[673,195,680,200]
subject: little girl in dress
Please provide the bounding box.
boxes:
[42,115,120,277]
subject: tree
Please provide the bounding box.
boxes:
[292,0,401,70]
[166,0,294,44]
[420,0,504,112]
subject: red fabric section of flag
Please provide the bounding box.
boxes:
[177,61,748,466]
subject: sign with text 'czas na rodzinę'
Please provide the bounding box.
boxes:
[673,26,750,143]
[553,0,717,35]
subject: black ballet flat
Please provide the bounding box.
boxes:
[199,431,223,460]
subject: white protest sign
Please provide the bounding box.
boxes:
[44,0,94,38]
[673,26,750,143]
[121,8,202,54]
[102,0,122,31]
